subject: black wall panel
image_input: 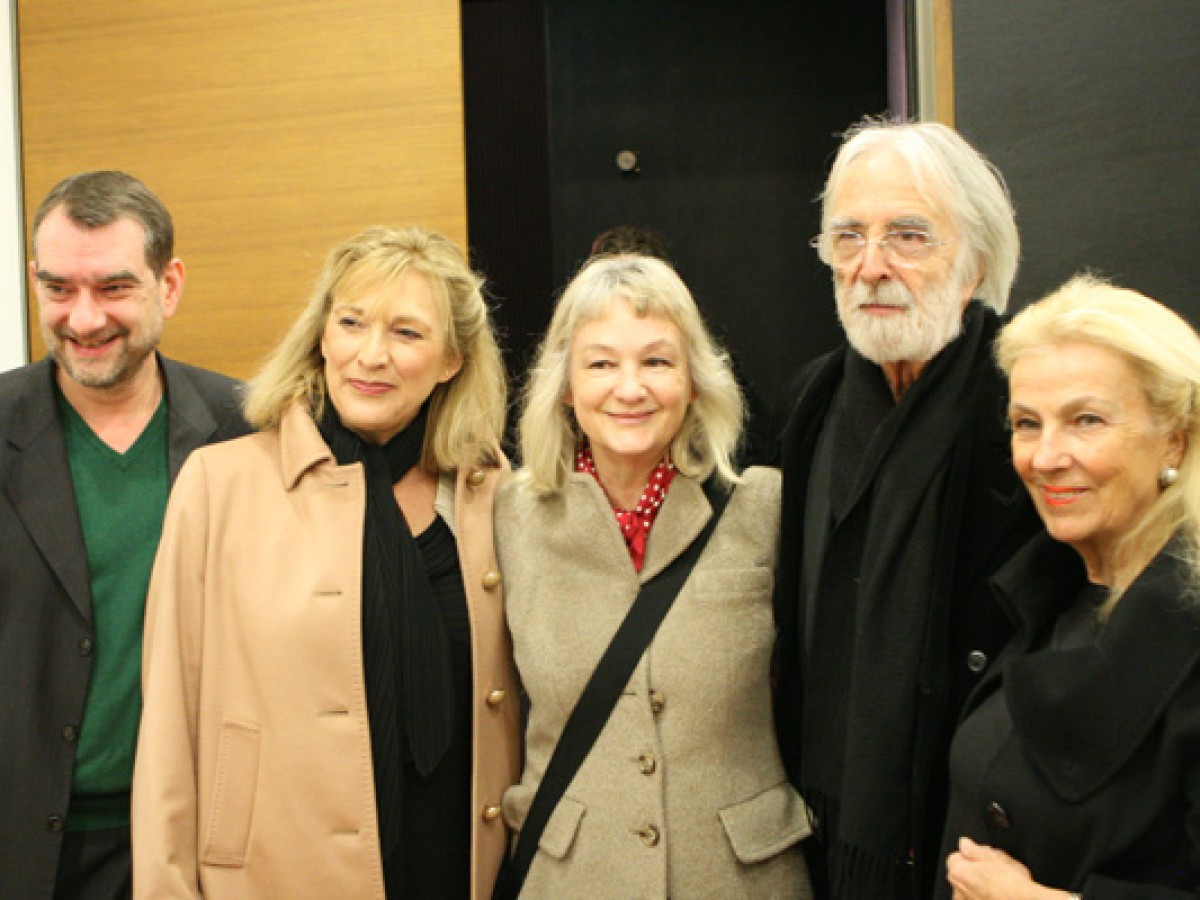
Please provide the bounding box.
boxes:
[465,0,889,419]
[544,0,888,414]
[954,1,1200,320]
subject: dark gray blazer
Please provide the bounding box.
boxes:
[0,355,248,900]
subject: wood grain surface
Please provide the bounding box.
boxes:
[18,1,467,378]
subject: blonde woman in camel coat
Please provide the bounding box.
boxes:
[132,227,520,898]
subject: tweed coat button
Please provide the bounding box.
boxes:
[638,753,657,775]
[649,690,665,714]
[482,804,502,822]
[486,689,507,705]
[636,823,661,847]
[986,801,1011,829]
[966,650,988,674]
[467,468,486,487]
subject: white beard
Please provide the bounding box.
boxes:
[836,275,967,366]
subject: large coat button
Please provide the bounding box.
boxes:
[486,689,507,706]
[638,753,657,775]
[966,650,988,673]
[482,804,502,822]
[482,571,502,591]
[636,824,660,847]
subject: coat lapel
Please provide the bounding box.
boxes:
[562,474,640,577]
[640,474,710,582]
[161,358,221,480]
[3,360,92,623]
[1003,540,1200,800]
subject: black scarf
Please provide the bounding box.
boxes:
[799,304,988,898]
[317,403,454,866]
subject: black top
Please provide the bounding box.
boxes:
[385,515,473,899]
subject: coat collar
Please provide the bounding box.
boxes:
[641,472,711,580]
[5,357,61,453]
[4,359,92,622]
[160,356,223,479]
[779,347,845,457]
[994,533,1200,800]
[278,402,338,489]
[564,469,712,583]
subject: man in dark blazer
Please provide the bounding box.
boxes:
[0,171,248,900]
[771,121,1042,900]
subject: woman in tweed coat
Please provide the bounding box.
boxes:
[496,254,812,898]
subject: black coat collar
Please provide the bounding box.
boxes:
[991,533,1200,800]
[5,360,92,621]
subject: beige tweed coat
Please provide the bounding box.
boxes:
[496,466,812,898]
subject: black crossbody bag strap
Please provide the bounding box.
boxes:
[493,478,733,900]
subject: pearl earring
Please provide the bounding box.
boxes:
[1160,466,1180,489]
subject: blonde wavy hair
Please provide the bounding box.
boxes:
[997,273,1200,600]
[517,254,743,496]
[244,225,506,473]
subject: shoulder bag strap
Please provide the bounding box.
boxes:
[494,478,733,899]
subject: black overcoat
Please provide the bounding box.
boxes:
[772,304,1042,896]
[937,533,1200,899]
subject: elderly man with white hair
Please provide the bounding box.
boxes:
[772,119,1043,900]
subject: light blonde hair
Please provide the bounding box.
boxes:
[820,118,1020,313]
[997,273,1200,601]
[517,254,743,496]
[244,225,506,472]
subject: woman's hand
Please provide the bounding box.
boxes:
[945,836,1074,899]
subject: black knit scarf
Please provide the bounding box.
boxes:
[799,303,988,898]
[317,403,453,867]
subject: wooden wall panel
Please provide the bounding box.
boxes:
[19,1,467,379]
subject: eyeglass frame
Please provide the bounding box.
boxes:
[808,228,950,268]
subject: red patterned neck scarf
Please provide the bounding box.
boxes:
[576,443,677,572]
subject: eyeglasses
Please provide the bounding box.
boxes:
[809,229,949,267]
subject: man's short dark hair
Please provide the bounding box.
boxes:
[32,170,174,276]
[589,225,673,266]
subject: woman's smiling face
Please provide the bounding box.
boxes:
[1009,340,1182,580]
[566,297,693,484]
[321,270,461,445]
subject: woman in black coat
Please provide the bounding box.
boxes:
[938,274,1200,899]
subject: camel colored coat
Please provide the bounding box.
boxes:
[132,404,521,898]
[496,467,812,898]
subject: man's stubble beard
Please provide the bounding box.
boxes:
[43,306,164,391]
